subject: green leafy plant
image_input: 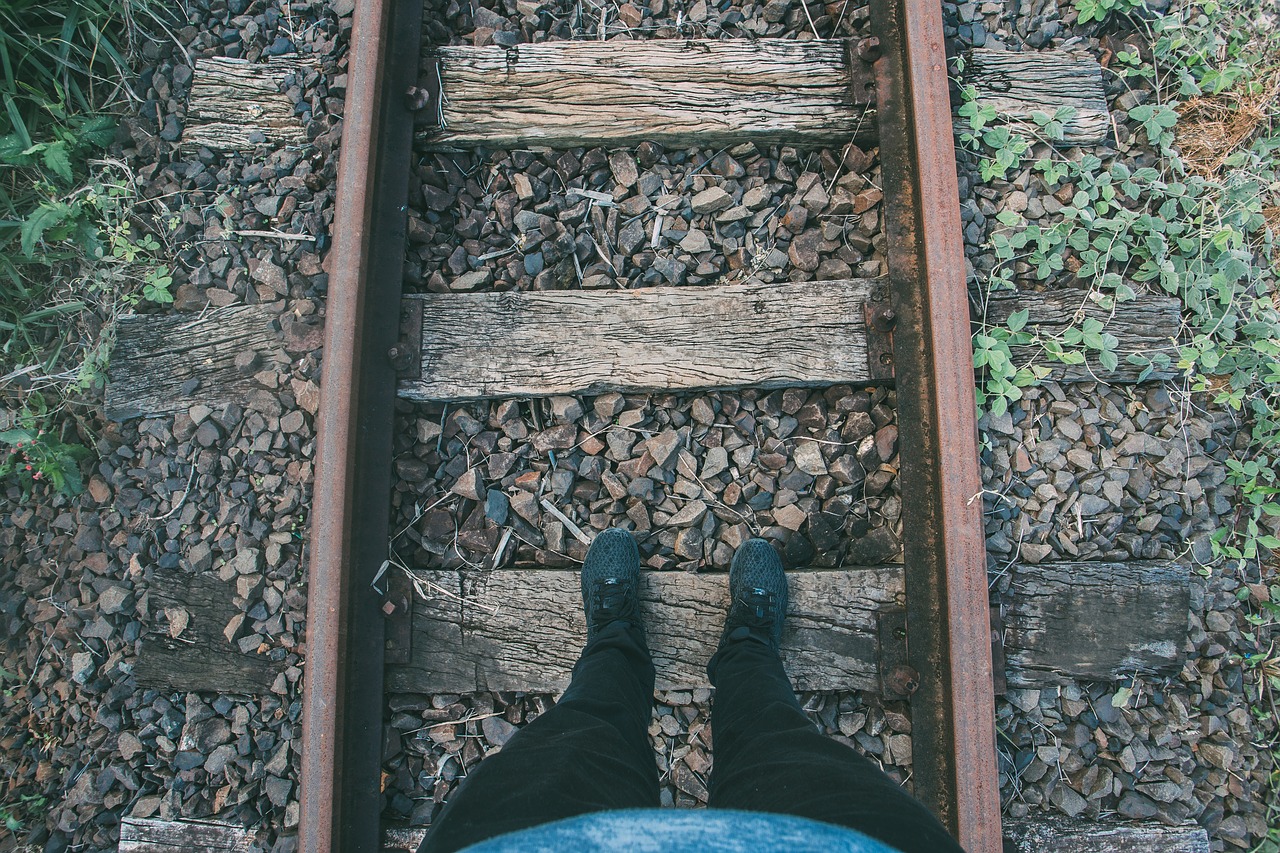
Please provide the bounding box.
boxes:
[1073,0,1149,25]
[0,394,89,496]
[962,0,1280,567]
[972,309,1051,417]
[0,793,47,834]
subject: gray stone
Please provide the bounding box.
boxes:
[98,585,130,615]
[793,440,827,476]
[668,500,708,527]
[482,715,518,747]
[691,187,733,214]
[700,446,729,479]
[680,230,711,253]
[646,430,682,468]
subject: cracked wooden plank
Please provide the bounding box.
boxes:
[387,566,902,693]
[960,49,1111,146]
[105,305,288,421]
[134,571,280,696]
[183,56,309,152]
[118,817,265,852]
[983,288,1182,383]
[423,39,876,149]
[1000,560,1190,688]
[1003,815,1209,852]
[400,280,881,402]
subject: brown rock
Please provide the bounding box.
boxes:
[828,455,862,485]
[852,187,883,213]
[594,392,625,418]
[452,468,487,501]
[841,411,875,444]
[510,490,540,523]
[646,430,682,468]
[780,205,808,232]
[532,423,578,452]
[773,503,807,531]
[787,230,823,273]
[691,186,733,214]
[874,424,898,462]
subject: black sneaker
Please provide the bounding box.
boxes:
[580,528,643,641]
[720,538,789,651]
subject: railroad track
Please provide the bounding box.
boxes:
[105,0,1212,850]
[297,0,1002,848]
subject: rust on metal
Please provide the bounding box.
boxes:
[299,0,423,849]
[877,609,917,700]
[990,607,1008,696]
[384,565,414,665]
[396,296,425,381]
[868,0,1002,848]
[843,37,878,106]
[863,284,896,381]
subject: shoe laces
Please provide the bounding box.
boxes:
[589,577,637,626]
[735,587,780,629]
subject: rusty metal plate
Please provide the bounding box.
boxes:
[864,283,896,381]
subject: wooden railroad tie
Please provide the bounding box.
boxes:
[180,45,1110,155]
[105,285,1180,418]
[135,560,1192,697]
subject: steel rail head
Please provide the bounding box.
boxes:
[299,0,423,850]
[865,0,1003,849]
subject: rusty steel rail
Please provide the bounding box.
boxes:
[868,0,1003,849]
[299,0,423,849]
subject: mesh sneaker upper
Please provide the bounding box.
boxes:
[580,528,641,639]
[724,538,789,649]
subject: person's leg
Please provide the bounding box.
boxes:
[705,541,963,853]
[707,637,963,853]
[418,530,659,853]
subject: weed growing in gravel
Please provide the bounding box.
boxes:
[0,395,89,496]
[961,0,1280,569]
[1072,0,1151,25]
[0,0,167,499]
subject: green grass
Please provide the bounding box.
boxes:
[0,0,171,497]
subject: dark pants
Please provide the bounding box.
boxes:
[417,622,965,853]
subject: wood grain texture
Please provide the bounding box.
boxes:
[386,566,904,693]
[105,306,287,421]
[119,821,429,852]
[134,561,1191,695]
[387,560,1191,694]
[400,280,879,402]
[961,49,1110,146]
[382,827,427,851]
[135,571,280,696]
[1003,815,1209,852]
[184,56,308,152]
[1001,560,1190,688]
[425,39,874,149]
[118,818,264,852]
[984,288,1182,383]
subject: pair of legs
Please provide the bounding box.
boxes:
[418,534,963,853]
